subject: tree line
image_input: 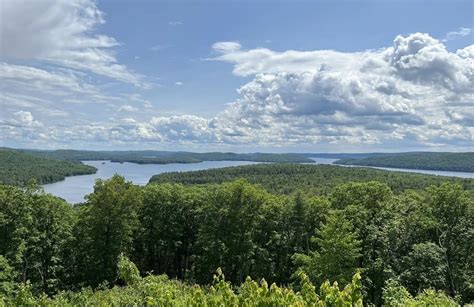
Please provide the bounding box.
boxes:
[10,148,314,164]
[1,175,472,305]
[335,152,474,172]
[0,149,97,185]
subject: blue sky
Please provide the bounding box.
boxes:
[1,0,473,152]
[101,0,473,116]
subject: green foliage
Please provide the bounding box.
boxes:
[294,212,362,287]
[426,183,474,300]
[0,184,76,295]
[1,263,365,306]
[0,174,472,305]
[383,280,458,306]
[0,255,14,297]
[0,149,96,185]
[117,254,141,286]
[149,163,474,195]
[74,175,141,286]
[335,151,474,172]
[400,242,448,294]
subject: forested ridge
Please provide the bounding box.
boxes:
[0,149,97,185]
[1,173,472,305]
[11,148,314,164]
[150,163,474,195]
[335,152,474,172]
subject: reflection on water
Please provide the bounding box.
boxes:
[42,160,259,204]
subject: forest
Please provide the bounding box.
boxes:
[11,148,314,164]
[150,163,474,195]
[335,152,474,172]
[0,149,97,185]
[0,172,472,305]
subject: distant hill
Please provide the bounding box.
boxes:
[0,149,97,185]
[10,148,315,164]
[334,152,474,172]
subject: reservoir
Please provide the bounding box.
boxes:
[42,160,259,204]
[43,158,474,204]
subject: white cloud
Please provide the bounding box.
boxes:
[212,42,242,54]
[442,27,472,42]
[0,62,96,94]
[168,21,182,26]
[118,105,139,112]
[204,33,473,147]
[2,32,473,150]
[0,0,146,87]
[175,81,183,86]
[1,110,42,128]
[211,44,362,76]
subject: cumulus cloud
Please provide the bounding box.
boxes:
[1,110,42,128]
[205,33,473,147]
[2,32,473,149]
[0,0,146,87]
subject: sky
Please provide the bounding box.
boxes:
[0,0,473,152]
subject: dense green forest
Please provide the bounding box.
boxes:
[150,163,474,195]
[0,149,97,185]
[11,148,314,164]
[0,175,471,305]
[335,152,474,172]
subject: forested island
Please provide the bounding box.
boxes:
[1,174,471,305]
[150,163,474,195]
[335,152,474,172]
[0,149,97,185]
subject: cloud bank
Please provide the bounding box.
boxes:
[0,0,472,150]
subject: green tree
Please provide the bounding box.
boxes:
[134,183,203,279]
[332,181,393,304]
[427,183,473,300]
[0,184,32,278]
[0,255,15,297]
[25,192,76,294]
[294,211,361,287]
[74,175,141,286]
[195,179,268,284]
[400,242,448,294]
[0,184,75,294]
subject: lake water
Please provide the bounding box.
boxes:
[43,158,474,204]
[42,160,259,204]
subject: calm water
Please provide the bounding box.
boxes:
[42,160,259,204]
[43,158,473,204]
[310,158,474,178]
